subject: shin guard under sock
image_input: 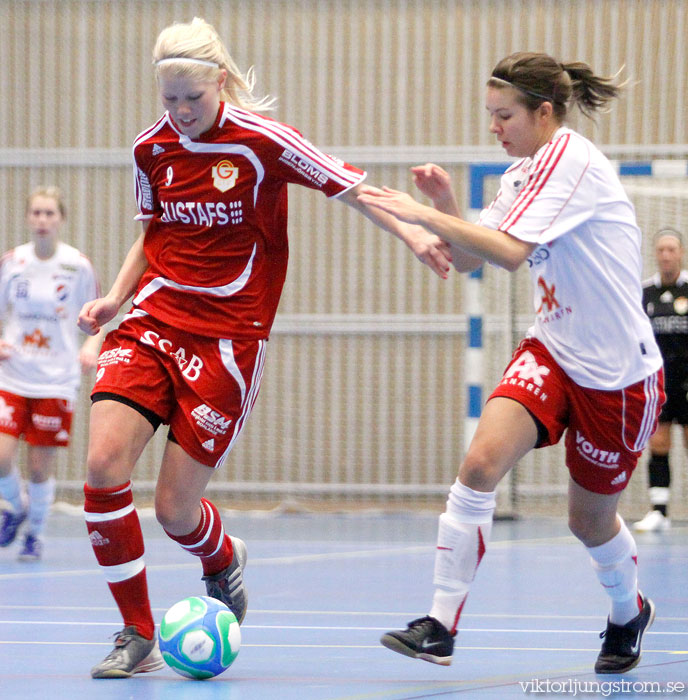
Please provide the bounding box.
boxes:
[588,517,641,625]
[84,481,154,639]
[429,479,495,633]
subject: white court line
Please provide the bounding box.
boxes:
[0,619,686,636]
[0,604,687,622]
[0,535,583,582]
[0,640,684,654]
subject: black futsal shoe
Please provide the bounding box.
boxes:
[595,593,655,674]
[380,615,455,666]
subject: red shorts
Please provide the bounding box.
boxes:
[0,390,73,446]
[489,338,665,494]
[92,313,266,468]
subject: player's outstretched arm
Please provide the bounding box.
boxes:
[340,183,453,279]
[412,164,483,273]
[357,185,536,272]
[412,163,461,216]
[78,230,148,335]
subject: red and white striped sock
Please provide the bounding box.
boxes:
[84,481,155,640]
[164,498,233,576]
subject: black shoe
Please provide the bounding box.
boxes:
[380,616,455,666]
[595,593,655,674]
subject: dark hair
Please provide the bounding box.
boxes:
[653,227,684,247]
[488,52,623,121]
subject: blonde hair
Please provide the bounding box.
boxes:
[26,185,66,219]
[153,17,274,112]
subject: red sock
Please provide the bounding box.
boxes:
[165,498,233,576]
[84,481,155,640]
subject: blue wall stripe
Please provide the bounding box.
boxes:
[468,385,482,418]
[468,317,482,348]
[469,161,688,212]
[468,163,510,209]
[618,162,652,176]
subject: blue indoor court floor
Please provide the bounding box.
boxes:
[0,510,686,699]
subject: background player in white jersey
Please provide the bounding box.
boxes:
[634,229,688,532]
[358,52,664,675]
[0,186,102,560]
[77,17,451,679]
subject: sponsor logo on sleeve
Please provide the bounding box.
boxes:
[278,149,329,186]
[137,167,153,209]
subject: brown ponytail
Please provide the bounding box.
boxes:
[488,52,623,121]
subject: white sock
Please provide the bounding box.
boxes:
[26,478,56,537]
[649,486,669,508]
[0,468,26,514]
[429,479,495,633]
[588,517,641,625]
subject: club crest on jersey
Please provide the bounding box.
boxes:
[15,280,29,299]
[55,283,69,301]
[674,296,688,315]
[212,160,239,192]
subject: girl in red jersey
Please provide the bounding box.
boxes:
[78,17,451,679]
[0,187,102,561]
[358,52,665,675]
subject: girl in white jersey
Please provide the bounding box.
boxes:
[358,52,664,675]
[0,187,102,560]
[77,17,451,679]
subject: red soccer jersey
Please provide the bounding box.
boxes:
[131,103,366,338]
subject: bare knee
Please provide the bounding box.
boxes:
[86,401,153,488]
[85,447,127,487]
[458,445,506,492]
[155,486,177,532]
[155,486,200,536]
[569,510,619,547]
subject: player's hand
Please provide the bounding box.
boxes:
[411,164,459,214]
[78,345,100,372]
[0,340,14,361]
[404,226,453,279]
[78,296,119,336]
[357,185,430,226]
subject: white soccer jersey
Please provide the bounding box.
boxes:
[0,242,100,400]
[479,127,662,390]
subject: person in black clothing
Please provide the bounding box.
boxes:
[634,228,688,532]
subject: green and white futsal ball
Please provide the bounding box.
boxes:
[159,595,241,679]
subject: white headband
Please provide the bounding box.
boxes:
[155,57,219,69]
[490,76,554,102]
